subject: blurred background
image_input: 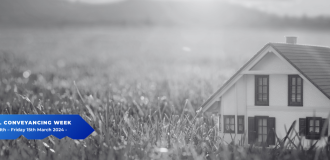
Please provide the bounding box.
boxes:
[1,0,330,110]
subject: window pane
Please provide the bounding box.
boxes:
[263,78,267,85]
[258,94,262,101]
[292,86,296,93]
[263,127,267,134]
[263,119,267,126]
[230,124,235,131]
[291,94,296,102]
[258,119,262,126]
[238,118,242,124]
[310,120,314,126]
[230,117,234,124]
[263,94,267,101]
[225,118,229,124]
[315,120,319,126]
[297,86,301,93]
[259,78,263,85]
[258,135,262,142]
[239,125,243,131]
[258,86,262,94]
[263,86,267,93]
[292,78,296,85]
[258,127,262,134]
[315,127,319,133]
[297,78,301,85]
[263,135,267,142]
[310,127,314,132]
[297,94,301,102]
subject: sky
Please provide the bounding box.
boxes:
[228,0,330,17]
[67,0,330,17]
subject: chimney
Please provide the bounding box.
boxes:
[286,36,297,44]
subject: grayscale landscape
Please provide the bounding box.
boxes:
[0,0,330,159]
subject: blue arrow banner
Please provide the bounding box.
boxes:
[0,115,94,139]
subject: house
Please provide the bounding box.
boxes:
[201,37,330,147]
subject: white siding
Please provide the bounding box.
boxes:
[237,76,247,115]
[222,85,236,115]
[250,52,293,71]
[304,80,330,107]
[221,77,246,120]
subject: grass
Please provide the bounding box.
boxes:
[1,27,330,160]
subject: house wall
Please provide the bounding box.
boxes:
[250,52,294,71]
[247,108,330,147]
[218,51,330,147]
[221,77,247,115]
[220,76,247,143]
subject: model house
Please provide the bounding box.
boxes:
[202,37,330,147]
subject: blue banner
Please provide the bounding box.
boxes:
[0,115,94,139]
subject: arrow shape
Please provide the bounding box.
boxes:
[0,115,94,139]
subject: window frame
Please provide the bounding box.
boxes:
[224,115,235,133]
[288,75,303,106]
[306,117,322,140]
[248,116,275,146]
[255,116,269,146]
[255,75,269,106]
[237,115,245,134]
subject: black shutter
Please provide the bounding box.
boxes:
[237,116,244,134]
[306,117,311,139]
[267,117,276,145]
[299,118,306,136]
[322,119,328,136]
[248,117,256,144]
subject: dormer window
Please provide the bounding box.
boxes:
[255,75,269,106]
[288,75,303,106]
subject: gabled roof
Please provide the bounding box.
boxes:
[202,42,330,110]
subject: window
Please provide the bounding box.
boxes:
[248,116,275,146]
[237,116,244,134]
[255,75,269,106]
[299,117,327,140]
[224,115,235,133]
[256,117,268,145]
[288,75,303,106]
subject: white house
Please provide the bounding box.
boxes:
[202,37,330,147]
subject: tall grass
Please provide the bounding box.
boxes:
[1,52,330,160]
[0,26,329,160]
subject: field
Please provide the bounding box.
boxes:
[1,26,330,160]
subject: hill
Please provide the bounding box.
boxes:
[0,0,329,29]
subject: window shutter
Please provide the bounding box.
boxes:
[237,116,244,134]
[306,117,311,139]
[299,118,306,136]
[267,117,276,145]
[248,117,256,144]
[322,119,328,136]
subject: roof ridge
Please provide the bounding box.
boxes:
[270,42,330,49]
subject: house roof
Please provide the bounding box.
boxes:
[270,43,330,99]
[202,42,330,110]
